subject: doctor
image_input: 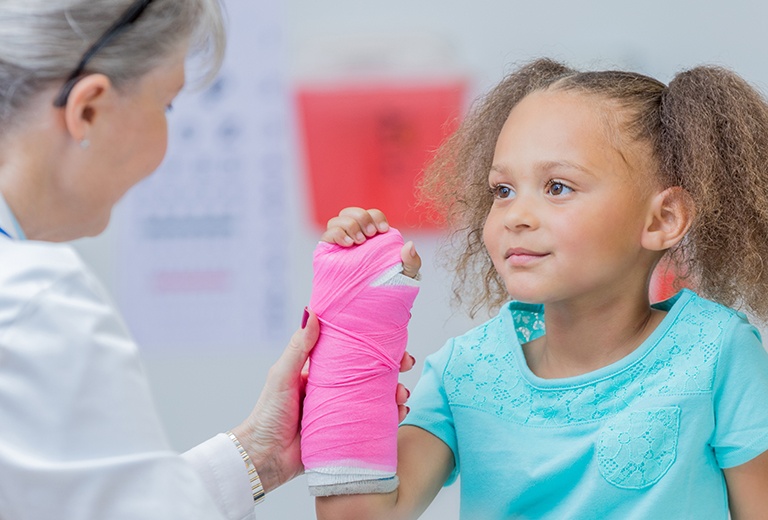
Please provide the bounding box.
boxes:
[0,1,417,519]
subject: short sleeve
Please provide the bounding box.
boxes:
[400,339,460,485]
[711,314,768,468]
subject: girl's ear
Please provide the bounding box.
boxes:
[641,186,695,251]
[61,73,113,143]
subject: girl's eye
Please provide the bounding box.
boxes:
[490,184,515,200]
[546,180,573,196]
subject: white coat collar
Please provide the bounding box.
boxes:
[0,192,26,240]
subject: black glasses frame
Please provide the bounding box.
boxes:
[52,0,154,108]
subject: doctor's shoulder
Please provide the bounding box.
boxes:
[0,240,95,324]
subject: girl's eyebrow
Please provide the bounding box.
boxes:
[490,160,596,177]
[489,164,508,175]
[537,160,596,177]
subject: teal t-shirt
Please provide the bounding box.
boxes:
[401,290,768,519]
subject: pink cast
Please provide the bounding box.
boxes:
[301,230,419,474]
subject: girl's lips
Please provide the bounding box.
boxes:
[504,248,549,266]
[505,248,547,258]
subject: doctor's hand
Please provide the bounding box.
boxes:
[230,312,320,493]
[321,207,422,279]
[230,310,416,493]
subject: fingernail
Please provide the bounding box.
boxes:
[365,224,376,235]
[343,235,353,245]
[409,242,418,258]
[410,354,416,365]
[406,388,411,398]
[406,406,411,414]
[355,232,364,242]
[301,307,309,329]
[379,222,390,232]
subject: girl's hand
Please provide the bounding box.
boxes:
[321,207,390,246]
[321,207,422,279]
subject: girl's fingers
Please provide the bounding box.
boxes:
[338,207,385,237]
[320,220,359,245]
[364,208,390,233]
[400,241,422,279]
[321,208,391,246]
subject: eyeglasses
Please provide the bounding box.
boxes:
[53,0,154,108]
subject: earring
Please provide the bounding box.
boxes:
[80,139,90,150]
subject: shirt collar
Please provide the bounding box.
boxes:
[0,192,27,240]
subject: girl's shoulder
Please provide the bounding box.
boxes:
[662,288,744,319]
[655,290,763,389]
[662,289,755,342]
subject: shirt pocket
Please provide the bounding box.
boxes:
[597,406,680,489]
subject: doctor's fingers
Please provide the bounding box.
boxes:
[399,351,416,373]
[397,383,411,423]
[274,309,319,384]
[396,383,410,406]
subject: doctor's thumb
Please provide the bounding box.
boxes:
[284,308,319,372]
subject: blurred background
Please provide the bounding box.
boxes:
[71,0,768,517]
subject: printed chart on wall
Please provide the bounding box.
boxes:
[115,0,291,353]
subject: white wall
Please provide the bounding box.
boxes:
[72,0,768,518]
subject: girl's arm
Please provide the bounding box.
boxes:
[316,425,455,520]
[724,450,768,519]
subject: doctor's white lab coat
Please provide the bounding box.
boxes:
[0,199,258,519]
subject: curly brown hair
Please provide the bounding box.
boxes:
[419,58,768,320]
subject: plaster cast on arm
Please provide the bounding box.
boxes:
[300,229,419,496]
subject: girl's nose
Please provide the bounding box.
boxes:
[503,195,539,231]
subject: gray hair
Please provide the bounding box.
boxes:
[0,0,226,124]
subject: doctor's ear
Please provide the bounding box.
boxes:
[641,186,695,252]
[61,73,113,143]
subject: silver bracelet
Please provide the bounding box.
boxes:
[226,431,266,505]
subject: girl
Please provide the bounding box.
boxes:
[317,58,768,519]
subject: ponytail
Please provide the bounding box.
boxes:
[660,66,768,318]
